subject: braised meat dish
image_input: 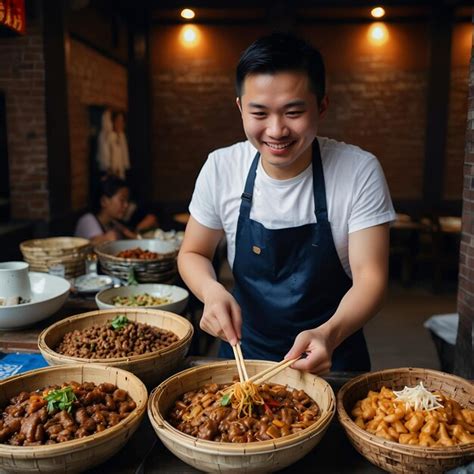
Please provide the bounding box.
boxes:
[167,381,320,443]
[116,247,160,259]
[55,315,179,359]
[0,381,135,446]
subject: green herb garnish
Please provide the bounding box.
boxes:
[111,314,130,330]
[221,394,231,406]
[127,267,138,286]
[43,386,77,413]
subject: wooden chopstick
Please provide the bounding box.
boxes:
[235,343,249,381]
[232,343,246,383]
[248,357,299,385]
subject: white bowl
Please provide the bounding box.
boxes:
[0,272,70,330]
[95,284,189,314]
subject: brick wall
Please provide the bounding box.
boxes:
[150,21,470,207]
[456,24,474,378]
[0,13,49,220]
[67,39,128,211]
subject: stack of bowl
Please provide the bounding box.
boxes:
[20,237,91,279]
[94,239,177,284]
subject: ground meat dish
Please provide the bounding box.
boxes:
[0,381,135,446]
[116,247,159,259]
[167,382,320,443]
[55,319,179,359]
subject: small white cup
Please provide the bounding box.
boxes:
[0,261,31,300]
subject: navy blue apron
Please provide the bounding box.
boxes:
[219,139,370,372]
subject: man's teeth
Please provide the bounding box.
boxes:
[266,142,292,149]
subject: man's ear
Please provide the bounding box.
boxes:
[236,97,243,114]
[319,95,329,118]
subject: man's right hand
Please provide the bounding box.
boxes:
[200,280,242,346]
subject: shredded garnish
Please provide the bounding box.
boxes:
[393,382,444,411]
[220,381,265,417]
[43,386,77,413]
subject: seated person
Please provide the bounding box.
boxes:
[75,176,157,245]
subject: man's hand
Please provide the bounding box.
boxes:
[285,327,334,375]
[200,281,242,346]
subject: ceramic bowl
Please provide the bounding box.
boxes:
[95,284,189,314]
[0,272,70,330]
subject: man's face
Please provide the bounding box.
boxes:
[237,71,327,179]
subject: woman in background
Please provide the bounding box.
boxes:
[75,175,156,245]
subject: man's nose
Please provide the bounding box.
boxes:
[267,116,289,138]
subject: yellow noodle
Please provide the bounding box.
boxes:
[222,381,265,417]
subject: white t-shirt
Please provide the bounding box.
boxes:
[189,137,396,278]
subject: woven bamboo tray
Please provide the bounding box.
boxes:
[20,237,91,279]
[38,308,194,387]
[148,360,336,473]
[337,367,474,474]
[95,239,178,283]
[0,364,147,474]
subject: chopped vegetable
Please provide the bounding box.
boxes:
[221,393,231,406]
[111,314,130,330]
[43,386,77,413]
[393,382,444,411]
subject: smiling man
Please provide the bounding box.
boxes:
[178,33,396,373]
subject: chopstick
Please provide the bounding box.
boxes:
[232,342,248,382]
[248,357,300,385]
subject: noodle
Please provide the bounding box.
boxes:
[221,381,265,417]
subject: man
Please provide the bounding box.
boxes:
[178,32,396,373]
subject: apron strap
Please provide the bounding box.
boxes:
[239,151,260,219]
[311,138,329,222]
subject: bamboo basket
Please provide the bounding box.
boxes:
[38,308,194,387]
[337,367,474,474]
[0,364,147,474]
[148,360,336,473]
[94,239,178,283]
[20,237,91,279]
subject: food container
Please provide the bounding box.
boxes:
[337,367,474,473]
[95,283,189,314]
[148,360,336,473]
[94,239,177,284]
[20,237,91,280]
[38,308,193,387]
[0,364,147,473]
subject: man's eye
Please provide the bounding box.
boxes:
[286,110,304,117]
[251,112,266,117]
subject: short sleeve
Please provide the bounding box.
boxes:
[188,153,223,230]
[75,214,103,240]
[348,156,396,234]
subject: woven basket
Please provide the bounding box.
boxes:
[94,239,178,283]
[20,237,91,279]
[337,367,474,474]
[0,364,147,474]
[38,308,193,387]
[148,360,335,473]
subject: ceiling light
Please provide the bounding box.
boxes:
[181,8,195,20]
[371,7,385,18]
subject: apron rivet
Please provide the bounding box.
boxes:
[252,245,261,255]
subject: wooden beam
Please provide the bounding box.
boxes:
[421,5,453,214]
[43,0,71,220]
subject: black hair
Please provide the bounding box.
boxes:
[93,175,128,212]
[236,32,325,105]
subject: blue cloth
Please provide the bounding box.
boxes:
[0,352,49,380]
[219,139,370,371]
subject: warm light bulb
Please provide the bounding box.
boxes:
[181,8,195,20]
[368,22,389,45]
[181,25,199,47]
[371,7,385,18]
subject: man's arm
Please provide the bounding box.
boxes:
[286,223,390,373]
[178,216,242,345]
